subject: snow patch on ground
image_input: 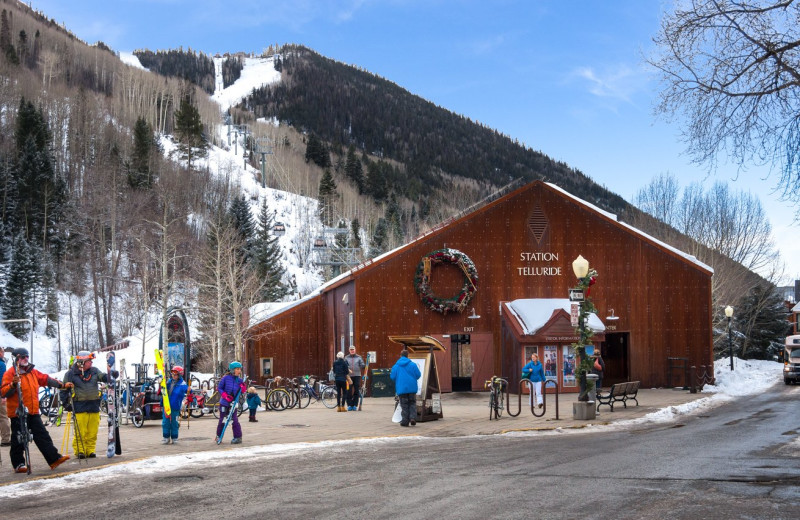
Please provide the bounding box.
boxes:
[505,358,784,437]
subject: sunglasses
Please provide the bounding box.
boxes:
[18,355,29,359]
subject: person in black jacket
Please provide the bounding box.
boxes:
[60,351,117,458]
[332,351,351,412]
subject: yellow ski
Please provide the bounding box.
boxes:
[154,349,172,418]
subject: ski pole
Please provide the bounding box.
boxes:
[69,396,88,461]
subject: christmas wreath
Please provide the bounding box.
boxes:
[414,248,479,314]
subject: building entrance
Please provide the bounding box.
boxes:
[450,334,472,391]
[601,332,629,387]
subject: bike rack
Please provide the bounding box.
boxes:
[507,379,559,420]
[507,380,534,417]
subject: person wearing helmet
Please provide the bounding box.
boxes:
[0,350,11,447]
[59,350,118,459]
[1,347,73,473]
[161,366,188,445]
[215,361,245,444]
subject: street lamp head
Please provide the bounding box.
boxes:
[724,305,734,318]
[572,255,589,279]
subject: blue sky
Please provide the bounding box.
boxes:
[29,0,800,281]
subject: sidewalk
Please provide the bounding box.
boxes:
[0,388,704,485]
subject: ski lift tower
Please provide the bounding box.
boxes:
[255,137,273,188]
[238,124,251,168]
[225,113,233,146]
[311,224,362,276]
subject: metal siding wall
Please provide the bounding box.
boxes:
[247,182,713,389]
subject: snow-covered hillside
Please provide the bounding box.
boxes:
[2,54,324,374]
[211,56,281,112]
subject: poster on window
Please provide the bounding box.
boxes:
[562,345,576,387]
[524,346,539,366]
[544,345,558,382]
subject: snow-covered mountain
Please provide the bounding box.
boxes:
[1,55,325,375]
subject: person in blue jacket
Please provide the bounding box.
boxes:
[390,350,421,427]
[162,365,188,445]
[216,361,245,444]
[246,386,262,422]
[0,352,10,446]
[522,352,546,408]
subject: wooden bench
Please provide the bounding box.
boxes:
[596,381,640,412]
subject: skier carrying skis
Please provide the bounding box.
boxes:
[215,361,245,444]
[162,365,188,444]
[59,351,118,458]
[0,348,72,473]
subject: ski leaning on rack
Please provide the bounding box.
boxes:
[154,349,172,419]
[106,353,121,457]
[13,357,33,474]
[216,386,242,445]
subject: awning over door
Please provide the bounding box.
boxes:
[506,298,605,339]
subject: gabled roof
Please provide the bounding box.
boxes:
[249,180,712,328]
[507,299,605,336]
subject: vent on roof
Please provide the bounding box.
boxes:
[528,204,548,244]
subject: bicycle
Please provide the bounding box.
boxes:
[38,386,60,422]
[485,376,508,420]
[295,375,338,409]
[263,376,296,411]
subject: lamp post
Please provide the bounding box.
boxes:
[571,255,597,402]
[725,305,734,371]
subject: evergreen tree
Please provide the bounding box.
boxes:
[15,98,48,154]
[0,153,18,232]
[0,10,10,53]
[384,193,404,245]
[364,160,387,202]
[350,218,361,249]
[369,218,388,258]
[128,117,156,188]
[0,9,17,65]
[173,93,206,168]
[304,133,330,168]
[734,284,791,360]
[251,200,289,301]
[15,134,65,246]
[2,234,39,337]
[228,194,254,257]
[317,168,337,227]
[344,144,364,193]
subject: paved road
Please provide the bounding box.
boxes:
[6,384,799,519]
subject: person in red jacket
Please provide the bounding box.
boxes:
[0,347,73,474]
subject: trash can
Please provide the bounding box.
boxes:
[370,368,395,397]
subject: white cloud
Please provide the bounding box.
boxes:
[573,64,641,103]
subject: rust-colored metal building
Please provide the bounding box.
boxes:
[245,181,714,393]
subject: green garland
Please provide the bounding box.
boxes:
[572,267,599,401]
[413,248,479,314]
